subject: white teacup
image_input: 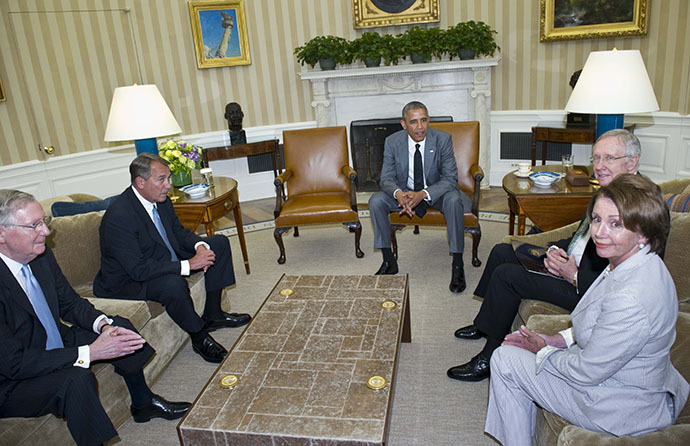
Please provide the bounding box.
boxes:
[518,163,531,174]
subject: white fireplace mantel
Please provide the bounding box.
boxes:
[299,58,499,187]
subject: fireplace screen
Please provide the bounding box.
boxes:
[349,116,453,191]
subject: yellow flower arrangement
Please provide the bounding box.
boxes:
[157,139,202,175]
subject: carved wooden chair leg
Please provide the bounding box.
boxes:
[344,221,365,258]
[390,225,404,260]
[469,227,482,267]
[293,226,299,237]
[274,227,290,264]
[413,224,420,235]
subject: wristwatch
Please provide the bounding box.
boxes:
[571,272,578,289]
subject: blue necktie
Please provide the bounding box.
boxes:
[21,265,64,350]
[152,205,179,261]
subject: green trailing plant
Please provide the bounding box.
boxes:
[380,34,405,65]
[294,35,352,68]
[349,32,385,66]
[444,20,499,59]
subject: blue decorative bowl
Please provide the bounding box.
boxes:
[529,171,562,187]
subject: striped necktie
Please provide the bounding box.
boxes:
[21,264,64,350]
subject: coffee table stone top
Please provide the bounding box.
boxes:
[179,274,409,446]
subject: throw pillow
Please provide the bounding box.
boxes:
[51,196,116,217]
[665,193,690,213]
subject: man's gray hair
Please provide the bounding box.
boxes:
[130,152,169,184]
[0,189,37,226]
[402,101,428,119]
[596,128,641,170]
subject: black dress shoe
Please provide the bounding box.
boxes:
[447,353,490,382]
[192,334,228,363]
[454,324,486,340]
[449,264,466,293]
[375,260,398,275]
[131,394,191,423]
[203,311,251,331]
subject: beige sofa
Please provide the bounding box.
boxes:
[0,194,213,445]
[505,179,690,445]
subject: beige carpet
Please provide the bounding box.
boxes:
[114,217,507,445]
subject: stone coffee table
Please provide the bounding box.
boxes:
[178,274,410,445]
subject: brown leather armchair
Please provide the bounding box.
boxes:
[390,121,484,267]
[273,126,364,264]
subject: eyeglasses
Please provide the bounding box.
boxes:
[590,155,629,165]
[2,216,52,232]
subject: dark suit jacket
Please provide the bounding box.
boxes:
[553,218,608,295]
[94,187,204,299]
[0,248,104,406]
[379,127,461,206]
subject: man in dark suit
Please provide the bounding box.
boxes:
[0,189,189,446]
[448,129,642,382]
[94,153,250,364]
[369,101,472,292]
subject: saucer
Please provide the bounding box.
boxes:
[514,170,531,178]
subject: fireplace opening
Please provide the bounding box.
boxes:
[349,116,453,191]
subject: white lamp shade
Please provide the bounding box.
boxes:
[104,84,182,141]
[565,49,659,114]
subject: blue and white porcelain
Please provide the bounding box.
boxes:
[181,183,210,198]
[528,171,562,187]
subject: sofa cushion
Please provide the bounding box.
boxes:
[46,211,104,288]
[665,194,690,213]
[51,196,116,217]
[672,312,690,424]
[666,212,690,304]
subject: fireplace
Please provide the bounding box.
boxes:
[298,59,498,188]
[349,116,453,191]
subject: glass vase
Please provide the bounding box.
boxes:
[170,169,192,187]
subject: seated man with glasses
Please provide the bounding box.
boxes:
[448,128,641,382]
[0,189,190,446]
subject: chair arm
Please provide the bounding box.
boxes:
[342,166,359,212]
[503,221,580,246]
[558,422,690,445]
[274,169,293,187]
[274,169,293,218]
[526,314,572,335]
[469,164,485,216]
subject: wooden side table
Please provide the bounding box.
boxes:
[531,122,595,166]
[502,165,596,235]
[171,177,250,274]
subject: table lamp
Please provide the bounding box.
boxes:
[104,84,182,155]
[565,49,658,138]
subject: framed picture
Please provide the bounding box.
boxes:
[0,76,5,102]
[540,0,649,42]
[188,0,251,69]
[352,0,439,29]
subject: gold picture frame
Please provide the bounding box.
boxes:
[0,76,5,102]
[540,0,649,42]
[188,0,251,69]
[352,0,439,30]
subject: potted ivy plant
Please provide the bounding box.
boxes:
[399,26,436,64]
[294,35,352,70]
[349,31,388,67]
[444,20,499,60]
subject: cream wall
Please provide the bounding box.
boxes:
[1,0,688,167]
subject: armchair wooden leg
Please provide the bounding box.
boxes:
[391,224,404,260]
[274,227,290,264]
[293,226,299,237]
[344,222,365,258]
[413,224,420,235]
[467,227,482,267]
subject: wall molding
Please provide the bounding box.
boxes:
[0,121,316,201]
